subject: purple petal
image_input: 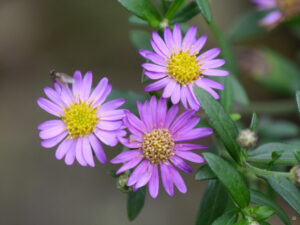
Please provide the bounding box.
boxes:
[44,87,65,107]
[116,157,143,174]
[144,71,167,80]
[55,138,73,160]
[169,109,195,133]
[75,138,87,166]
[99,99,125,112]
[172,24,182,53]
[135,163,154,188]
[156,98,167,128]
[144,77,170,92]
[195,80,220,99]
[123,117,144,137]
[125,111,147,134]
[64,144,76,165]
[148,165,159,198]
[170,155,192,173]
[111,150,142,164]
[139,50,167,66]
[180,86,188,109]
[38,120,64,130]
[128,160,149,186]
[174,143,208,151]
[164,104,179,128]
[186,86,200,110]
[198,78,224,90]
[171,83,181,104]
[182,26,197,52]
[88,77,108,103]
[175,151,204,163]
[200,59,226,70]
[93,84,112,106]
[97,121,122,131]
[162,79,177,98]
[39,124,66,139]
[202,69,229,76]
[164,27,175,51]
[82,136,95,167]
[37,97,62,117]
[174,127,213,142]
[81,71,93,100]
[149,96,157,128]
[150,40,166,58]
[160,163,174,196]
[88,134,107,164]
[142,63,167,73]
[94,129,119,147]
[190,35,207,54]
[118,137,142,149]
[197,48,220,61]
[100,109,125,121]
[152,32,170,57]
[72,70,82,97]
[169,165,187,193]
[260,10,282,26]
[41,131,68,148]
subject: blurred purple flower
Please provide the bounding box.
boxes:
[252,0,300,27]
[37,71,126,167]
[140,24,229,110]
[111,97,213,198]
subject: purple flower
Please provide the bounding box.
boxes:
[111,97,213,198]
[140,24,229,110]
[252,0,300,27]
[37,71,126,167]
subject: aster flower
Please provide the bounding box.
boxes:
[139,24,229,110]
[111,97,213,198]
[37,71,126,167]
[252,0,300,27]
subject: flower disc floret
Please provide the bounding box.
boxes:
[167,50,201,85]
[142,129,174,164]
[62,100,99,139]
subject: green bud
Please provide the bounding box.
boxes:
[116,174,133,193]
[237,129,258,149]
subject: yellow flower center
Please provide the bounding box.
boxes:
[167,49,202,85]
[142,129,174,164]
[62,101,99,139]
[277,0,300,17]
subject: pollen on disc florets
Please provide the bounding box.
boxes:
[167,49,202,85]
[142,129,174,164]
[62,100,99,139]
[277,0,300,17]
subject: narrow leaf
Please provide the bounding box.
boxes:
[296,90,300,113]
[212,210,238,225]
[231,75,249,106]
[195,180,229,225]
[195,164,216,181]
[203,153,250,208]
[127,187,146,221]
[194,87,242,163]
[165,0,185,19]
[170,2,200,24]
[250,112,258,131]
[266,177,300,216]
[250,190,291,225]
[196,0,212,23]
[129,30,152,50]
[247,143,300,165]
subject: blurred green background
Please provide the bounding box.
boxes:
[0,0,298,224]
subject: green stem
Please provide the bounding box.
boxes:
[246,163,291,178]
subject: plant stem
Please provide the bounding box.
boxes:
[246,162,291,178]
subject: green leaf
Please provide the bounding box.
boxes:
[254,206,275,222]
[233,219,248,225]
[203,153,250,208]
[247,143,300,165]
[170,2,200,24]
[231,75,249,106]
[219,76,234,113]
[259,120,299,139]
[127,187,146,221]
[128,15,148,25]
[230,113,241,121]
[129,30,152,50]
[194,87,242,163]
[295,151,300,163]
[229,10,267,42]
[266,177,300,215]
[165,0,185,19]
[212,210,238,225]
[250,113,258,131]
[195,180,229,225]
[296,91,300,113]
[250,190,291,225]
[195,164,216,181]
[118,0,161,27]
[196,0,212,24]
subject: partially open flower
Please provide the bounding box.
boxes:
[37,71,126,166]
[237,129,258,149]
[111,97,213,198]
[252,0,300,27]
[140,24,229,110]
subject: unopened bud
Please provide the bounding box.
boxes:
[116,174,132,193]
[291,165,300,187]
[250,222,260,225]
[237,129,258,149]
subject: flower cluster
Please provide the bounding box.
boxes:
[37,24,227,197]
[252,0,300,27]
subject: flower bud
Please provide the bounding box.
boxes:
[116,173,132,193]
[250,222,260,225]
[291,165,300,187]
[237,129,258,149]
